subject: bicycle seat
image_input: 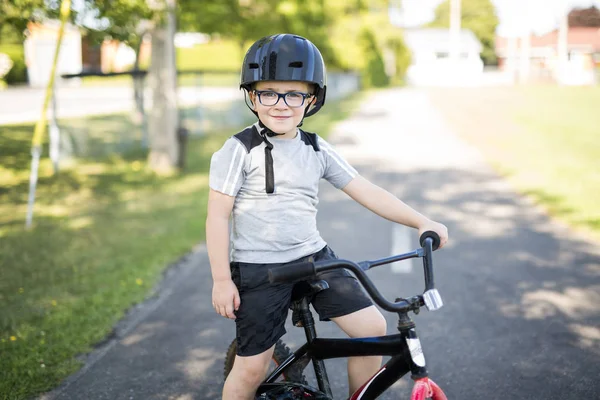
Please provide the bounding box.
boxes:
[291,279,329,303]
[290,279,329,328]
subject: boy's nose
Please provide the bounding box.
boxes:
[273,98,289,108]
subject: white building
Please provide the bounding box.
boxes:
[24,20,82,87]
[402,28,484,86]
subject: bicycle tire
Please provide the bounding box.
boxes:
[224,339,307,384]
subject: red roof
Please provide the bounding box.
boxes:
[496,27,600,52]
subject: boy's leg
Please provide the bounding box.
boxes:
[331,306,387,395]
[227,261,294,399]
[310,246,387,395]
[223,345,275,400]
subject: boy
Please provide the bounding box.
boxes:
[207,34,448,399]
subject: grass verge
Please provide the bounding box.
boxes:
[428,85,600,241]
[0,92,364,400]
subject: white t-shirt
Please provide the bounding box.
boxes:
[209,122,357,263]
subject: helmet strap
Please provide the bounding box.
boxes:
[305,86,326,117]
[256,124,275,194]
[251,93,314,194]
[297,107,309,128]
[243,89,259,118]
[258,120,284,137]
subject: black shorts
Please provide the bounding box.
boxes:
[230,246,373,357]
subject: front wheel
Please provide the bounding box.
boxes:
[224,339,307,384]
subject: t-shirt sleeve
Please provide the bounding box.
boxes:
[209,137,247,197]
[318,136,358,189]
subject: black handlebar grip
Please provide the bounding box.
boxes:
[419,231,441,251]
[268,261,316,284]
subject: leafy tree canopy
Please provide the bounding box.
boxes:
[0,0,48,42]
[3,0,410,77]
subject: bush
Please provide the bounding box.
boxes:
[387,35,412,85]
[359,28,389,88]
[0,44,28,85]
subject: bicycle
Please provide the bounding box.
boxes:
[224,231,448,400]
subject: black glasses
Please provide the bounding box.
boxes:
[253,90,313,108]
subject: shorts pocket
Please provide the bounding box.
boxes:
[236,262,271,291]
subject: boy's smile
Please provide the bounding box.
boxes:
[251,81,315,139]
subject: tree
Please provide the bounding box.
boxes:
[178,0,337,68]
[428,0,499,65]
[83,0,153,60]
[179,0,409,79]
[359,28,389,87]
[146,0,179,173]
[81,0,156,151]
[0,0,47,42]
[324,0,410,85]
[568,6,600,27]
[271,0,338,68]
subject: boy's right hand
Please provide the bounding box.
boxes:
[212,279,241,320]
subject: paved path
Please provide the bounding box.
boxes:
[40,88,600,400]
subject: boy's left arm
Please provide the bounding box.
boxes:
[342,175,448,248]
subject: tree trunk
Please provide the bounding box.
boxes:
[147,0,179,174]
[449,0,461,61]
[557,6,569,84]
[132,37,148,147]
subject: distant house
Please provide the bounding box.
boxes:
[402,28,484,86]
[495,27,600,85]
[24,21,82,87]
[81,37,151,73]
[24,20,152,87]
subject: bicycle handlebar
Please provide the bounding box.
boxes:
[268,231,442,313]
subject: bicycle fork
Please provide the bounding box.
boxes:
[397,312,448,400]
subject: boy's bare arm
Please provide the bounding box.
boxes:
[206,189,240,319]
[206,189,235,280]
[342,175,448,247]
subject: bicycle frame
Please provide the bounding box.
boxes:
[258,233,448,400]
[260,299,447,400]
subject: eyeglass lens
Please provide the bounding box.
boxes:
[258,91,307,107]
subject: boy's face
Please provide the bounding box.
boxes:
[250,81,316,137]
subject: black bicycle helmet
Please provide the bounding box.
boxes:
[240,34,327,118]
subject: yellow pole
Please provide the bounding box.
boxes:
[25,0,72,229]
[31,0,71,148]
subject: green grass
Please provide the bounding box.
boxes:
[0,92,364,399]
[177,72,239,88]
[428,85,600,240]
[176,40,243,72]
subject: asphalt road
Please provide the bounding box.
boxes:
[40,88,600,400]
